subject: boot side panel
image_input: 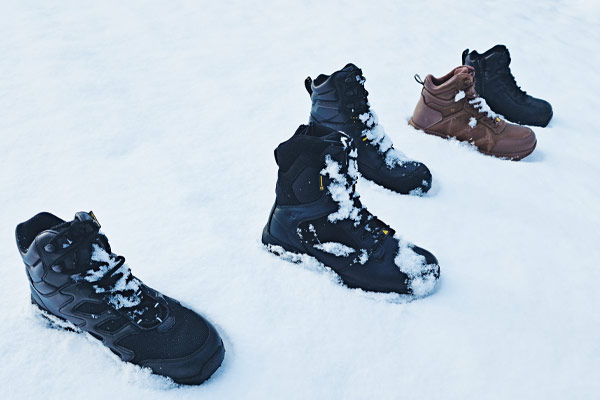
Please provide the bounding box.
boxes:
[262,196,338,253]
[410,90,443,129]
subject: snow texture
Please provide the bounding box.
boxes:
[469,96,499,119]
[393,237,438,297]
[358,107,409,168]
[455,90,466,102]
[355,249,369,265]
[80,244,142,309]
[1,1,599,399]
[469,117,478,128]
[321,155,361,224]
[314,242,356,257]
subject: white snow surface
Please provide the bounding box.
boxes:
[1,1,599,399]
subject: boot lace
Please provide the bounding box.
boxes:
[46,219,165,327]
[458,74,502,126]
[320,146,392,243]
[342,71,407,167]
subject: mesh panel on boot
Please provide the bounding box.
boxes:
[117,302,209,363]
[96,316,128,334]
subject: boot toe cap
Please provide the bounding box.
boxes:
[491,126,537,160]
[378,161,432,195]
[138,319,225,385]
[404,245,440,297]
[536,99,553,127]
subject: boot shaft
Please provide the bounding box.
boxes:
[307,63,368,136]
[463,45,553,127]
[462,44,514,97]
[274,124,355,206]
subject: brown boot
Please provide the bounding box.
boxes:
[409,66,536,160]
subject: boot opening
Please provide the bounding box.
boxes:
[16,212,63,252]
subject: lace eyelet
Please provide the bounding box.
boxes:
[44,244,55,253]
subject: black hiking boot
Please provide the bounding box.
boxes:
[16,211,225,385]
[462,45,553,127]
[306,63,432,195]
[262,124,440,296]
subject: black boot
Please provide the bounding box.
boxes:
[262,124,440,296]
[463,45,553,127]
[16,211,225,385]
[306,64,432,195]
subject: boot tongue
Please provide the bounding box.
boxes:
[74,211,101,228]
[70,211,108,269]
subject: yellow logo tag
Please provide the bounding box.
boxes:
[88,211,101,227]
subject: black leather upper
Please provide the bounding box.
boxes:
[263,125,440,295]
[16,212,224,384]
[463,45,553,127]
[307,64,432,194]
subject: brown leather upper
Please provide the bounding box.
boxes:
[410,66,536,159]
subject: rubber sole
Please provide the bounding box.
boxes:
[173,341,225,385]
[513,109,553,128]
[31,297,224,386]
[262,227,358,286]
[261,228,422,300]
[408,118,537,161]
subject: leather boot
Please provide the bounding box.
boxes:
[409,66,537,160]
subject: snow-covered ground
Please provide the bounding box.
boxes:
[1,1,599,399]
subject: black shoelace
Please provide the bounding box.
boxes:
[344,71,371,118]
[47,219,165,327]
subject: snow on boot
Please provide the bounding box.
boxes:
[409,66,537,160]
[262,124,440,296]
[306,63,432,195]
[463,45,553,127]
[16,211,225,385]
